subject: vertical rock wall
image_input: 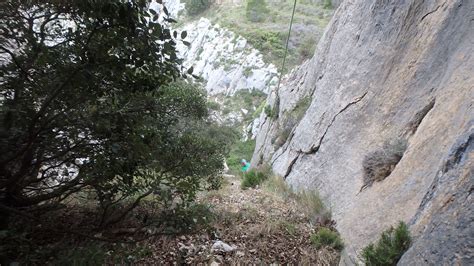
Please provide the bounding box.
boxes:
[252,0,473,264]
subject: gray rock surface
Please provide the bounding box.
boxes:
[252,0,474,264]
[176,18,278,95]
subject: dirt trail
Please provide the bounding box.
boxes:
[141,175,340,265]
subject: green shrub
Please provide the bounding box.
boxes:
[243,66,253,77]
[310,228,344,251]
[323,0,332,9]
[246,30,285,61]
[253,100,266,118]
[241,168,270,189]
[246,0,269,22]
[361,222,411,266]
[207,101,221,111]
[159,204,216,234]
[265,104,278,119]
[362,138,408,189]
[185,0,212,16]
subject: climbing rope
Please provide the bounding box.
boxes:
[271,0,296,119]
[276,0,297,92]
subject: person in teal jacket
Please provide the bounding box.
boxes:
[241,159,251,172]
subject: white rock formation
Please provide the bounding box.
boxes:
[176,18,278,95]
[150,0,184,19]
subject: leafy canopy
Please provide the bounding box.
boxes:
[0,0,228,228]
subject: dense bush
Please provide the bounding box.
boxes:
[265,104,278,119]
[310,228,344,251]
[0,0,231,236]
[323,0,333,9]
[246,30,285,61]
[361,222,411,265]
[185,0,212,16]
[362,139,408,189]
[158,203,216,234]
[241,168,270,189]
[207,101,221,111]
[246,0,269,22]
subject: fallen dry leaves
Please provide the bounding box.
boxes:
[138,175,340,265]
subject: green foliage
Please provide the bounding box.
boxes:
[361,222,411,266]
[218,89,266,126]
[246,0,269,22]
[0,0,229,231]
[227,140,256,175]
[265,104,278,119]
[234,89,266,108]
[253,100,267,118]
[207,101,221,111]
[159,203,216,234]
[241,168,270,189]
[362,139,408,189]
[323,0,333,9]
[246,30,286,66]
[243,67,253,78]
[310,228,344,251]
[186,0,212,16]
[201,0,333,71]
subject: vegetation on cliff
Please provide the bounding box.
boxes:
[182,0,334,72]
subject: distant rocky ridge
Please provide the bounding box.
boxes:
[176,18,278,96]
[158,0,278,96]
[252,0,473,264]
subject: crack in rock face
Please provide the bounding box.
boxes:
[252,0,474,264]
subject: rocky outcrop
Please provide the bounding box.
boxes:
[177,18,278,95]
[252,0,473,264]
[150,0,185,21]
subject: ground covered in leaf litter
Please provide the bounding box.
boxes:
[139,175,340,265]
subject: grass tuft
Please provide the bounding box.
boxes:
[263,175,331,224]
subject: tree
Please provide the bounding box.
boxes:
[0,0,228,229]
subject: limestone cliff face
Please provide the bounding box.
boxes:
[177,18,278,95]
[252,0,473,264]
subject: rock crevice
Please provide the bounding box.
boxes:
[252,0,473,264]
